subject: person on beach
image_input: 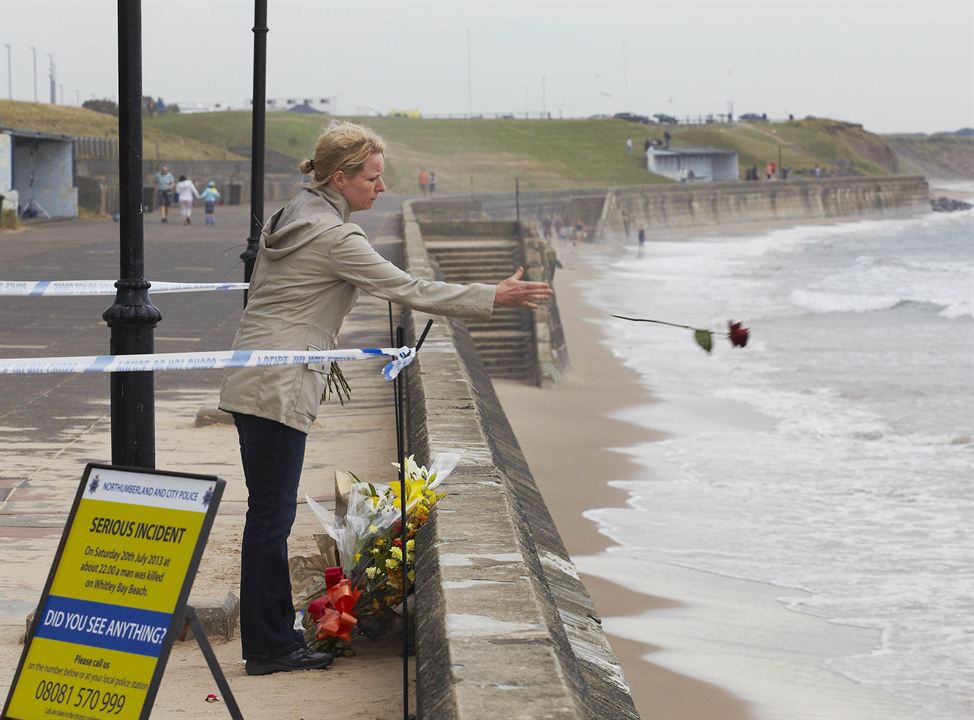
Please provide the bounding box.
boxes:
[201,181,221,226]
[218,121,552,677]
[154,165,175,222]
[175,175,202,225]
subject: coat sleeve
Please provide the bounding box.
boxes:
[326,227,496,322]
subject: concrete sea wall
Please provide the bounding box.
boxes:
[600,175,931,240]
[401,204,639,719]
[455,175,930,243]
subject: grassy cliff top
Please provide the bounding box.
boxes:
[4,100,937,193]
[146,112,906,194]
[0,100,243,161]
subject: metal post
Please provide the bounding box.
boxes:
[394,325,408,720]
[515,177,520,224]
[4,44,11,101]
[240,0,268,306]
[48,54,55,104]
[102,0,161,468]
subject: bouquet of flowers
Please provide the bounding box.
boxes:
[300,451,460,654]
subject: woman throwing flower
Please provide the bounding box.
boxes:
[218,122,551,676]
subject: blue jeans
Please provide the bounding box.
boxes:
[233,413,308,660]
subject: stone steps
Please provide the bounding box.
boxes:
[423,227,537,384]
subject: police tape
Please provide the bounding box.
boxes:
[0,346,418,381]
[0,280,250,296]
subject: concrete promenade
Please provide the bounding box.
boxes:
[0,202,416,718]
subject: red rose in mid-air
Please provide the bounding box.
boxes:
[612,315,753,354]
[728,321,750,348]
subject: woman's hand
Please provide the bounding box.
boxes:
[494,267,553,309]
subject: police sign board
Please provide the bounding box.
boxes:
[2,464,224,720]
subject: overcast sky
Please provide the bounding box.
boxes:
[1,0,971,134]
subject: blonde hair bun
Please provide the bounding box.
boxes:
[302,122,385,189]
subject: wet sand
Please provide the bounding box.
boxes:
[493,240,755,719]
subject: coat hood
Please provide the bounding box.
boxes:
[259,186,351,259]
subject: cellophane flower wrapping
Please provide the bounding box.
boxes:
[301,451,460,652]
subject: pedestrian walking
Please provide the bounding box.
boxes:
[154,165,175,222]
[418,168,429,195]
[637,225,646,257]
[428,170,437,195]
[201,181,221,226]
[626,136,633,155]
[175,175,201,225]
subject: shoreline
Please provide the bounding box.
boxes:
[494,231,918,719]
[494,240,755,719]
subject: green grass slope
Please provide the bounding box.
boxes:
[148,112,905,194]
[2,100,912,193]
[0,100,243,161]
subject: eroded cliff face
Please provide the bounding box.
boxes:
[883,134,974,180]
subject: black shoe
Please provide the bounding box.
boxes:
[244,648,333,676]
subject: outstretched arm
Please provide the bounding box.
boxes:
[494,267,552,310]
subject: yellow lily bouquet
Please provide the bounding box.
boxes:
[303,452,458,648]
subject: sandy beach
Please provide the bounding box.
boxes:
[494,236,919,720]
[493,240,754,720]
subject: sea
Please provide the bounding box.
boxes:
[576,190,974,719]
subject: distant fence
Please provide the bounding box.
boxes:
[399,112,792,126]
[75,136,119,160]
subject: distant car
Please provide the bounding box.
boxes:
[652,113,678,125]
[739,113,768,122]
[614,112,652,125]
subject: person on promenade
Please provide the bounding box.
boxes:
[637,225,646,257]
[154,165,175,222]
[175,175,201,225]
[201,181,221,226]
[428,170,437,195]
[418,168,429,195]
[218,121,552,677]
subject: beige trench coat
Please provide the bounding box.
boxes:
[218,186,495,432]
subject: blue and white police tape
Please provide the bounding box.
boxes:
[0,280,250,296]
[0,346,417,380]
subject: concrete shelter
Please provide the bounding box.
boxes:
[647,146,739,182]
[0,126,78,219]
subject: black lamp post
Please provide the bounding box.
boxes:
[240,0,268,306]
[102,0,161,468]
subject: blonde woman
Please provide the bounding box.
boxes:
[219,122,550,676]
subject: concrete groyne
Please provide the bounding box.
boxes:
[400,203,639,719]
